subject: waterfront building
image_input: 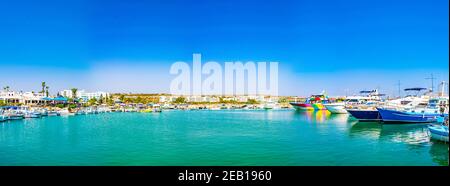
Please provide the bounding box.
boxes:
[0,90,47,105]
[0,91,22,104]
[59,90,109,102]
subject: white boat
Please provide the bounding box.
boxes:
[326,90,384,115]
[385,88,430,110]
[5,110,24,120]
[38,109,48,116]
[323,102,347,114]
[47,111,60,116]
[263,101,279,110]
[24,111,41,118]
[0,114,7,122]
[58,109,75,116]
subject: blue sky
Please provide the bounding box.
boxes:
[0,0,448,96]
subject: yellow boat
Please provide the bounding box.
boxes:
[140,109,153,113]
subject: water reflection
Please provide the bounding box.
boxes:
[349,122,431,144]
[294,110,331,123]
[349,122,449,165]
[379,124,430,145]
[327,114,350,125]
[429,142,449,166]
[349,122,382,140]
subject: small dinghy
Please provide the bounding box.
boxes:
[428,124,449,142]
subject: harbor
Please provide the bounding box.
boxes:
[0,81,448,166]
[0,110,447,166]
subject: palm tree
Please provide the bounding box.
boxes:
[3,86,10,105]
[99,95,104,104]
[45,86,49,97]
[71,88,78,99]
[41,82,46,94]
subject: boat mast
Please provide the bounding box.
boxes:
[396,80,401,98]
[440,81,448,97]
[425,73,436,93]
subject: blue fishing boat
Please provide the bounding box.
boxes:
[0,114,7,122]
[428,124,448,142]
[377,107,439,123]
[347,109,382,122]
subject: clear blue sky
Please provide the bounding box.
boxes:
[0,0,448,96]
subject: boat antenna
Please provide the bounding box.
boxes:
[440,81,448,97]
[425,73,436,93]
[395,80,401,98]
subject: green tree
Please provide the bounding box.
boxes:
[135,96,144,104]
[3,86,10,92]
[88,98,97,106]
[278,98,288,103]
[68,104,77,109]
[71,88,78,99]
[119,94,125,102]
[41,82,46,94]
[174,97,186,103]
[107,95,114,105]
[45,86,49,97]
[2,86,10,105]
[246,99,259,104]
[99,95,104,104]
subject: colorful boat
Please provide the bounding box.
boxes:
[376,107,439,123]
[290,93,329,111]
[428,124,449,142]
[290,102,315,111]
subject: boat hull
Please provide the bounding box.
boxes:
[347,109,382,122]
[8,115,24,120]
[428,125,449,142]
[377,108,438,123]
[290,103,326,111]
[323,103,347,114]
[290,103,314,111]
[311,103,327,110]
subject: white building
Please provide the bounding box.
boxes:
[59,89,109,102]
[159,96,178,103]
[0,91,46,105]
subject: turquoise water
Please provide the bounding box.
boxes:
[0,110,448,166]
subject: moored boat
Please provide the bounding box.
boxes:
[7,113,25,120]
[58,109,75,116]
[263,101,279,110]
[428,124,449,142]
[290,102,315,111]
[347,108,382,122]
[323,102,347,114]
[47,111,60,116]
[376,107,439,123]
[24,111,42,118]
[290,92,329,111]
[0,114,7,122]
[39,109,48,117]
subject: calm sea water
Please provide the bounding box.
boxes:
[0,110,448,166]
